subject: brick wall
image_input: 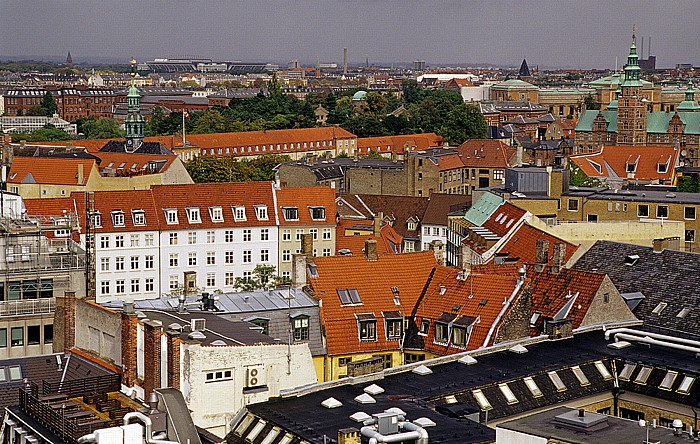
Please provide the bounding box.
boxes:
[166,331,181,390]
[143,320,163,397]
[53,291,76,353]
[495,286,531,344]
[121,312,138,386]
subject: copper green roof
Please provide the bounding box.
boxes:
[589,73,651,88]
[577,110,700,135]
[576,110,617,132]
[464,192,503,226]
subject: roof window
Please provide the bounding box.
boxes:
[652,302,668,315]
[338,288,362,305]
[594,361,612,380]
[677,307,691,319]
[571,366,590,386]
[523,377,543,397]
[624,254,639,266]
[164,208,178,225]
[498,383,518,405]
[255,205,268,221]
[548,371,567,392]
[677,376,695,395]
[283,206,299,221]
[660,370,678,390]
[233,206,246,222]
[209,206,224,223]
[634,366,652,384]
[619,363,636,381]
[131,209,146,226]
[186,207,201,224]
[111,210,125,227]
[310,206,326,220]
[472,389,492,410]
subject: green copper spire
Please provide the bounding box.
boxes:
[621,30,642,87]
[677,80,700,111]
[608,88,621,110]
[124,58,145,152]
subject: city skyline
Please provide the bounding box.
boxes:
[1,0,699,69]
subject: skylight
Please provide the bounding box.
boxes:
[260,428,280,444]
[523,377,543,398]
[472,389,492,410]
[246,420,266,442]
[571,366,590,386]
[660,370,678,390]
[338,288,362,305]
[634,366,652,384]
[548,371,567,392]
[594,361,612,380]
[677,376,695,395]
[499,383,518,405]
[677,307,691,319]
[619,363,636,381]
[652,302,668,315]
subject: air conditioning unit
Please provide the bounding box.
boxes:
[191,318,206,332]
[246,366,266,388]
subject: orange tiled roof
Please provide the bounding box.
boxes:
[455,139,516,168]
[276,186,336,226]
[498,224,579,266]
[528,267,606,330]
[570,145,679,182]
[8,157,96,185]
[335,219,403,255]
[94,151,177,173]
[414,266,523,354]
[356,133,443,154]
[481,201,528,237]
[434,153,466,171]
[310,251,438,355]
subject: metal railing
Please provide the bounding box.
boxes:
[0,298,55,317]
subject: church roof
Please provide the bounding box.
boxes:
[576,110,700,135]
[518,59,531,78]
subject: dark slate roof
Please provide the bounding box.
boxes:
[421,193,470,225]
[99,140,174,155]
[240,329,700,444]
[519,59,531,78]
[573,240,700,336]
[278,158,404,181]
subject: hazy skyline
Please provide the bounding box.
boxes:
[1,1,699,69]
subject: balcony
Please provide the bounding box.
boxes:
[0,298,55,317]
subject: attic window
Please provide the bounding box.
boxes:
[186,207,201,224]
[677,376,695,395]
[498,383,518,405]
[677,307,692,318]
[523,377,543,398]
[657,162,668,173]
[588,160,602,175]
[624,255,639,266]
[233,206,246,221]
[9,173,16,180]
[594,361,612,380]
[548,371,567,392]
[626,162,636,173]
[255,205,269,221]
[89,211,102,228]
[209,206,224,223]
[660,370,678,390]
[283,207,299,221]
[310,206,326,220]
[164,209,178,224]
[337,288,362,305]
[111,210,125,227]
[571,366,590,386]
[131,210,146,226]
[652,302,667,315]
[634,366,652,384]
[530,312,541,327]
[472,389,492,410]
[619,363,636,381]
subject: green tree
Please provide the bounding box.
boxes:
[10,124,72,142]
[401,79,424,105]
[569,163,601,187]
[40,91,58,116]
[192,109,229,134]
[584,94,599,111]
[79,117,123,139]
[677,176,700,193]
[185,154,290,183]
[438,103,488,144]
[233,264,288,291]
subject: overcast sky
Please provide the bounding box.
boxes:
[1,1,698,69]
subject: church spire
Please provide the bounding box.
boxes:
[622,26,641,86]
[124,58,145,152]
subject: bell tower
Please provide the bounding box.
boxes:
[124,58,145,153]
[616,27,647,146]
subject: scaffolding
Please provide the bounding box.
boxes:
[85,192,96,299]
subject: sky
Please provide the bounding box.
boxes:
[1,0,699,69]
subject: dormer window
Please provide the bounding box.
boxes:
[626,155,639,173]
[657,161,669,174]
[89,211,102,228]
[309,206,326,221]
[233,206,246,222]
[209,206,224,223]
[111,210,125,227]
[255,205,268,221]
[186,207,201,224]
[407,220,417,231]
[164,209,178,225]
[587,160,602,175]
[132,210,146,226]
[283,207,299,221]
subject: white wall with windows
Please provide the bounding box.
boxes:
[420,223,448,260]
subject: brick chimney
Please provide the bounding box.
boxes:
[121,307,139,387]
[143,320,163,398]
[291,254,307,287]
[551,242,566,274]
[77,163,84,185]
[365,238,378,261]
[300,233,313,263]
[165,330,181,390]
[373,213,382,238]
[53,291,77,353]
[430,239,445,266]
[534,239,550,273]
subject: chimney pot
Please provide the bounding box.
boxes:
[534,239,549,272]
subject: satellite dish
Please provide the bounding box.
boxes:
[681,150,688,157]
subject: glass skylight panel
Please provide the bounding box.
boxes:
[660,370,678,390]
[634,366,652,384]
[499,383,518,404]
[246,420,266,442]
[571,366,590,386]
[548,371,567,392]
[472,389,492,410]
[278,434,293,444]
[523,377,543,398]
[619,363,636,381]
[260,427,280,444]
[677,307,691,318]
[233,413,254,436]
[594,361,612,380]
[652,302,668,315]
[677,376,695,395]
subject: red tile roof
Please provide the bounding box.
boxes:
[337,194,429,239]
[94,152,178,174]
[455,139,517,169]
[335,219,403,255]
[414,266,523,354]
[528,267,607,330]
[498,224,579,266]
[310,251,438,355]
[570,145,679,182]
[434,153,466,171]
[276,186,336,226]
[8,157,96,185]
[482,201,528,237]
[356,133,443,155]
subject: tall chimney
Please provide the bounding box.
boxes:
[551,242,566,274]
[430,240,445,266]
[373,213,382,237]
[534,239,550,273]
[364,238,378,261]
[77,162,84,185]
[301,233,313,263]
[343,48,348,74]
[291,254,307,287]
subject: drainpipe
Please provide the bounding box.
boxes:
[611,333,700,355]
[606,328,700,349]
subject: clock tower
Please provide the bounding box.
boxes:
[124,58,145,153]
